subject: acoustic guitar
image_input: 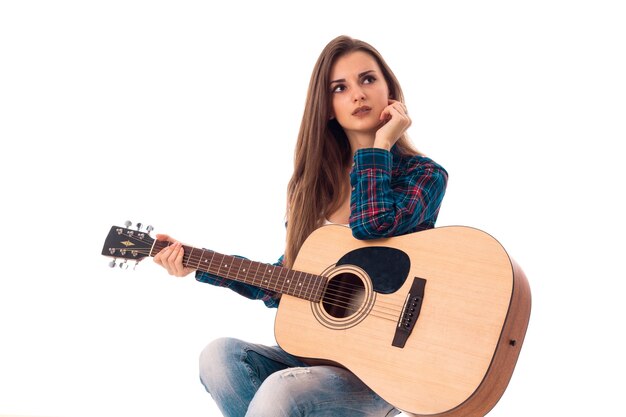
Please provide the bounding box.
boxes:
[101,223,531,417]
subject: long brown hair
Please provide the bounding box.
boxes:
[284,35,419,268]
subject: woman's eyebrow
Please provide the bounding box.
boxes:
[330,70,376,85]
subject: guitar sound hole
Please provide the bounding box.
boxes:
[323,273,365,319]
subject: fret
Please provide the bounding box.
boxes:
[187,247,196,269]
[261,264,272,290]
[279,269,291,294]
[206,250,217,274]
[276,267,287,294]
[302,274,309,297]
[243,259,253,285]
[193,248,202,270]
[313,275,322,300]
[182,248,189,266]
[293,272,301,298]
[216,254,227,277]
[277,267,287,292]
[221,255,228,276]
[256,263,265,287]
[286,269,294,293]
[268,266,278,292]
[260,265,269,289]
[290,271,297,294]
[146,240,321,301]
[152,241,325,302]
[308,274,317,301]
[194,248,204,270]
[274,268,282,290]
[271,266,280,292]
[247,259,257,285]
[204,251,215,271]
[265,266,274,291]
[152,240,168,257]
[250,260,260,286]
[297,272,306,299]
[295,271,304,298]
[239,258,251,285]
[225,256,234,279]
[250,259,261,287]
[210,253,220,275]
[233,257,244,283]
[300,272,309,299]
[300,271,307,298]
[303,273,313,299]
[256,264,265,288]
[312,274,324,302]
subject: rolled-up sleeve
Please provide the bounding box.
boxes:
[349,148,448,240]
[195,255,283,308]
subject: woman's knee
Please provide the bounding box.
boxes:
[246,366,398,417]
[246,369,307,417]
[198,337,245,391]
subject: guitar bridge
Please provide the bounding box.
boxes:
[392,277,426,348]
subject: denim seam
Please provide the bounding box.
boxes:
[241,347,262,391]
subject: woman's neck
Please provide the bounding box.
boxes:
[347,131,393,155]
[347,132,377,156]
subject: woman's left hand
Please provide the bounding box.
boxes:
[374,99,412,150]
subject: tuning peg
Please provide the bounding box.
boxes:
[136,222,143,231]
[124,220,132,228]
[146,225,154,234]
[108,259,117,268]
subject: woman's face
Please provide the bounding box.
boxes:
[329,50,390,138]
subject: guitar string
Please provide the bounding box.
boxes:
[150,240,385,296]
[119,250,401,323]
[113,245,403,322]
[111,241,406,320]
[318,283,402,313]
[111,237,406,320]
[179,249,406,315]
[177,245,399,299]
[123,237,395,301]
[148,240,374,298]
[180,258,403,321]
[114,230,399,299]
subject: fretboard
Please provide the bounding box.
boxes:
[150,241,326,303]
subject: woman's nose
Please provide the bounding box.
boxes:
[352,86,366,102]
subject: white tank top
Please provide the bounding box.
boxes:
[324,219,349,226]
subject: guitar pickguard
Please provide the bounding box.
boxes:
[336,246,410,294]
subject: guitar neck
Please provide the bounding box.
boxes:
[150,241,326,303]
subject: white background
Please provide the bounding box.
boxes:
[1,1,624,416]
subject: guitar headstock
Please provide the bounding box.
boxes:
[102,222,155,269]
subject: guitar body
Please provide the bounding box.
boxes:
[275,225,531,417]
[101,223,530,416]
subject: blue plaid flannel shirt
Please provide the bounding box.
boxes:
[196,147,448,308]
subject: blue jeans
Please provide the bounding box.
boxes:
[199,337,401,417]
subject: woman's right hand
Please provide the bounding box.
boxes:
[153,234,196,277]
[374,99,412,150]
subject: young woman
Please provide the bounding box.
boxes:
[154,35,448,417]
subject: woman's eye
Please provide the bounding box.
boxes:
[362,75,376,84]
[332,84,346,93]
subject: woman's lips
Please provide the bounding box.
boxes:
[352,106,372,117]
